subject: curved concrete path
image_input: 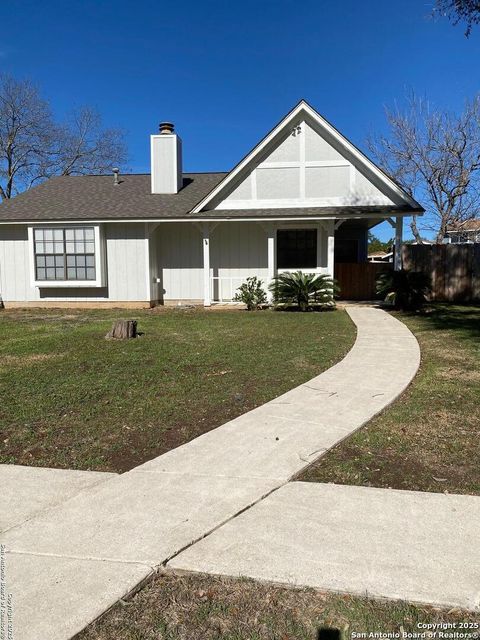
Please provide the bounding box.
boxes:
[135,307,420,481]
[0,308,423,639]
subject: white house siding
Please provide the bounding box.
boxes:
[104,223,149,302]
[155,222,270,302]
[155,223,204,302]
[215,120,393,210]
[0,222,150,305]
[154,221,330,303]
[0,225,31,302]
[148,227,160,303]
[210,222,270,302]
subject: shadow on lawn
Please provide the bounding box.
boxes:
[414,304,480,341]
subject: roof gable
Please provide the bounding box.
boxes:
[191,100,422,214]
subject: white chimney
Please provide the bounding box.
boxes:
[150,122,183,194]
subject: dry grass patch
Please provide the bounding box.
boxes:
[78,573,477,640]
[0,353,62,368]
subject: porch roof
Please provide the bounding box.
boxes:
[192,204,422,219]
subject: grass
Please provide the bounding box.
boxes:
[300,304,480,495]
[78,573,478,640]
[0,306,355,472]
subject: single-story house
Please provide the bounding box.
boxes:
[0,100,423,308]
[367,250,393,264]
[445,219,480,244]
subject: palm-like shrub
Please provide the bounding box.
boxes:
[376,269,431,310]
[234,276,267,310]
[269,271,337,311]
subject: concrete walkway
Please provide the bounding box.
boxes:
[170,482,480,611]
[0,465,116,534]
[0,308,425,639]
[135,307,420,481]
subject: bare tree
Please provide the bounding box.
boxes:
[434,0,480,36]
[0,75,56,200]
[0,75,127,201]
[368,93,480,243]
[54,106,127,178]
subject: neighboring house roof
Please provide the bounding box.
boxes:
[0,173,227,222]
[446,219,480,232]
[368,251,388,258]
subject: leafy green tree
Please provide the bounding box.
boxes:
[368,233,393,254]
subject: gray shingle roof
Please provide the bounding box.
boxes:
[0,173,227,222]
[0,172,422,223]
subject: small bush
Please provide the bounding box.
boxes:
[376,269,431,311]
[269,271,338,311]
[234,277,268,310]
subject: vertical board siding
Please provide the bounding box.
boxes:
[403,244,480,302]
[157,222,270,301]
[157,223,204,300]
[212,223,269,301]
[0,223,149,303]
[149,227,160,302]
[105,223,149,301]
[0,226,33,301]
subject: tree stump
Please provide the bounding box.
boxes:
[105,319,137,339]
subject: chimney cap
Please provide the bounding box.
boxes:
[112,167,120,186]
[159,121,175,134]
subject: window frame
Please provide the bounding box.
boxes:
[28,225,105,288]
[276,227,318,271]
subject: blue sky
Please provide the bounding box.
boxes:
[2,0,479,239]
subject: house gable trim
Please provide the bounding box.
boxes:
[189,100,422,214]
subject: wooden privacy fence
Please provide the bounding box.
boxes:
[335,262,391,300]
[402,244,480,302]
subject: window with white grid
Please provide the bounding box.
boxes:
[34,227,96,281]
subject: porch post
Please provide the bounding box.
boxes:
[327,219,335,277]
[202,223,211,306]
[394,216,403,271]
[267,225,276,302]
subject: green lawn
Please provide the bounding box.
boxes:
[300,304,480,495]
[78,573,477,640]
[0,307,355,472]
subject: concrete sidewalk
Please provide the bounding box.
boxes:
[169,482,480,612]
[0,308,423,639]
[0,465,115,533]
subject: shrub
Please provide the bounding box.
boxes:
[269,271,338,311]
[234,277,268,310]
[376,269,431,310]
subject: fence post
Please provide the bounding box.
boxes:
[394,217,403,271]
